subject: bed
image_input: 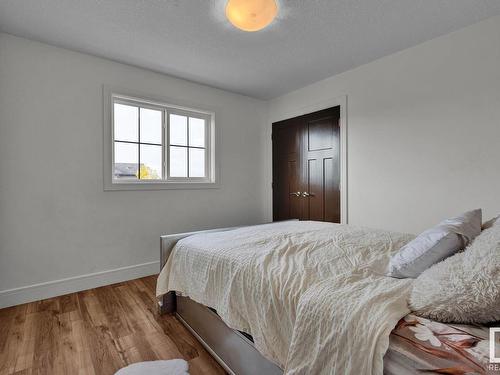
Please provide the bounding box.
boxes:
[156,221,493,375]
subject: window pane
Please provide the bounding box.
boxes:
[189,117,205,147]
[170,114,187,146]
[189,148,206,177]
[114,142,138,179]
[114,103,138,142]
[140,108,162,144]
[140,145,162,180]
[170,146,187,177]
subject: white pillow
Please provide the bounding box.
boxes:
[409,219,500,323]
[387,209,482,278]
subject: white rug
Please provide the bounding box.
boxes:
[115,359,189,375]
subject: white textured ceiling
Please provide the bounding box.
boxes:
[1,1,500,99]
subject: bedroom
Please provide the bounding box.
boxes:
[0,1,499,374]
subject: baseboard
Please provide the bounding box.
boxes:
[0,261,160,309]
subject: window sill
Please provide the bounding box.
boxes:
[104,180,220,191]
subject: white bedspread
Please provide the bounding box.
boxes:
[156,221,414,374]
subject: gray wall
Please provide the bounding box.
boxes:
[267,15,500,233]
[0,33,268,293]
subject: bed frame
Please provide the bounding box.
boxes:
[158,226,283,375]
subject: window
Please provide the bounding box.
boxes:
[167,112,208,179]
[104,90,217,190]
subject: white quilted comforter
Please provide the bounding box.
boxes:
[156,221,414,375]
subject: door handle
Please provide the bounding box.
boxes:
[289,192,301,197]
[301,192,314,197]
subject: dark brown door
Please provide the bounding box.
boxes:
[272,107,340,223]
[272,117,302,221]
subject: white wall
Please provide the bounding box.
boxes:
[0,33,268,305]
[267,15,500,234]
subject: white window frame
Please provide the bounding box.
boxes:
[103,87,219,190]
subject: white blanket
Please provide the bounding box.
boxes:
[156,221,414,374]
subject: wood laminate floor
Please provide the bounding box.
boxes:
[0,276,226,375]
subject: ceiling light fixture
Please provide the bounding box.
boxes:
[225,0,278,32]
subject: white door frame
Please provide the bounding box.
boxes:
[269,95,348,224]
